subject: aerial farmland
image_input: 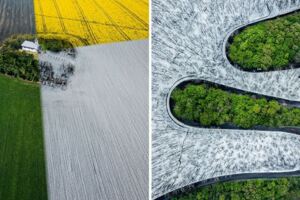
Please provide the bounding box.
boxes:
[0,0,149,200]
[42,40,148,200]
[0,1,46,200]
[34,0,148,45]
[0,0,35,41]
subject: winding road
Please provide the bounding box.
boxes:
[152,0,300,199]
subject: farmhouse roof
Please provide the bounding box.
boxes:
[21,41,39,50]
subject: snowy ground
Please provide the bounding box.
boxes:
[41,40,148,200]
[39,51,75,73]
[39,51,76,87]
[152,0,300,198]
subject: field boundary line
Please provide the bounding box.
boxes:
[37,0,47,32]
[38,31,89,45]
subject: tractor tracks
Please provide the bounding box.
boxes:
[51,0,67,34]
[72,0,98,44]
[91,0,130,41]
[112,0,148,30]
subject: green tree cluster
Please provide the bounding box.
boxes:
[171,84,300,128]
[39,38,73,52]
[0,35,39,81]
[171,177,300,200]
[229,12,300,71]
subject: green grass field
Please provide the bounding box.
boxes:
[0,75,47,200]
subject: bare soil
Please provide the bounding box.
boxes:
[0,0,35,41]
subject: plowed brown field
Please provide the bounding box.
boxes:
[0,0,35,41]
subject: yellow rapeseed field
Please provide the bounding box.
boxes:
[34,0,148,46]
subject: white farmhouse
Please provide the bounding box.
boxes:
[21,39,40,53]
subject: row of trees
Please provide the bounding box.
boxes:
[172,177,300,200]
[171,84,300,128]
[0,35,39,81]
[229,12,300,71]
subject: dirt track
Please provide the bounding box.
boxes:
[0,0,35,41]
